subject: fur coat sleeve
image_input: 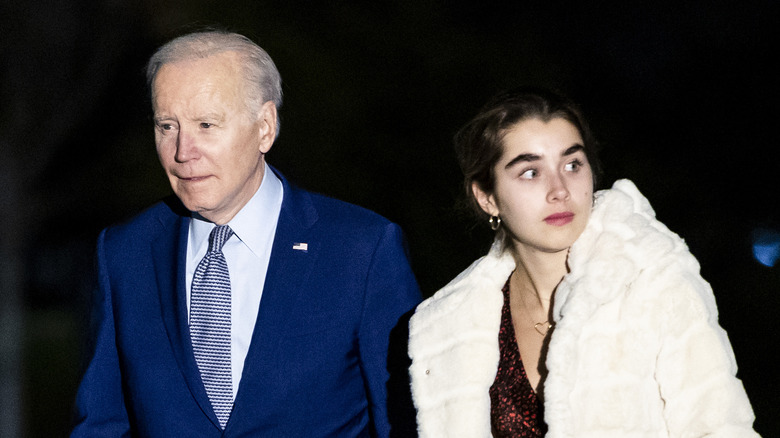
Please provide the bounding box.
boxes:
[409,179,758,438]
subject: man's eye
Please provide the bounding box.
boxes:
[160,123,173,131]
[200,123,213,129]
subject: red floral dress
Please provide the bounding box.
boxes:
[488,280,547,437]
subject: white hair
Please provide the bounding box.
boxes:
[146,30,282,133]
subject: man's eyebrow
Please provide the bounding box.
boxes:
[152,113,226,124]
[196,112,225,122]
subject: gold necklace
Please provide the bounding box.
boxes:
[517,285,553,337]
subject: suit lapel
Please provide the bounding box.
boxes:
[152,201,221,429]
[229,173,321,423]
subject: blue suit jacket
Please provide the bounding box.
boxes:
[71,170,421,437]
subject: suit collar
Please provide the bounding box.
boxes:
[267,164,318,229]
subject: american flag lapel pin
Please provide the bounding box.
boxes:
[292,242,308,252]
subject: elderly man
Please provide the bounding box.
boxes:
[71,30,421,437]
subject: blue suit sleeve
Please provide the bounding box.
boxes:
[71,229,131,437]
[358,223,422,438]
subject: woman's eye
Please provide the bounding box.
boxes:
[565,159,583,172]
[520,169,537,179]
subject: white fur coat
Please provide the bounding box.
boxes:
[408,179,758,437]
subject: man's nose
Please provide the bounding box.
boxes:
[175,128,200,162]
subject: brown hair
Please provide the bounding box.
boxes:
[455,86,602,225]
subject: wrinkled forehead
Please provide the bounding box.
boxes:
[152,54,249,112]
[152,52,246,98]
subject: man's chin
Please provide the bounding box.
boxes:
[177,197,212,216]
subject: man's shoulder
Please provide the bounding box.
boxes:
[314,192,389,223]
[102,195,186,243]
[288,184,395,231]
[272,166,395,231]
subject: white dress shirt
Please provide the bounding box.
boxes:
[185,163,283,399]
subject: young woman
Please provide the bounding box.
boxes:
[408,87,758,437]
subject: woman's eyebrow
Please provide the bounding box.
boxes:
[504,153,540,169]
[504,143,584,169]
[562,144,585,156]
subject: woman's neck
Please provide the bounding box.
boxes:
[509,247,569,315]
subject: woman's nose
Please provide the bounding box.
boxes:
[547,174,570,202]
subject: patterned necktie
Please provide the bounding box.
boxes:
[190,225,234,429]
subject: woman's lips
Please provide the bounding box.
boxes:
[544,212,574,226]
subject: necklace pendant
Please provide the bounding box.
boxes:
[534,322,552,336]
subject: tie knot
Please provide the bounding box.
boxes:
[208,225,234,253]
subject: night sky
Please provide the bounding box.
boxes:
[2,1,777,436]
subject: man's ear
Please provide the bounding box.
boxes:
[257,100,277,154]
[472,181,499,217]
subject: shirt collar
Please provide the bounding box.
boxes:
[189,162,284,258]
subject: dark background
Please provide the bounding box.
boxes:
[1,1,777,436]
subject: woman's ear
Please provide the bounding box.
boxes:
[472,181,499,217]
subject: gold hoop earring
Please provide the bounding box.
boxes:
[489,216,501,231]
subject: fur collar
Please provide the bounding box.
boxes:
[409,179,710,437]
